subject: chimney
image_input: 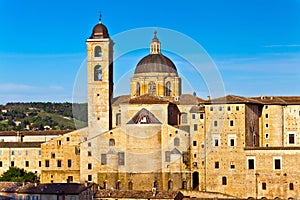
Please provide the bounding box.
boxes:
[207,96,211,100]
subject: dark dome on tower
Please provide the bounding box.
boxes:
[134,54,178,75]
[90,22,109,39]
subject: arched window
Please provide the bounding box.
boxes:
[181,113,187,124]
[116,181,122,190]
[148,82,156,95]
[136,83,140,96]
[94,65,102,81]
[182,180,187,189]
[168,180,173,190]
[153,181,158,189]
[109,139,115,146]
[174,138,180,146]
[128,181,133,190]
[94,46,102,57]
[116,113,121,126]
[165,81,171,96]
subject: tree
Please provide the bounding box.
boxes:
[0,167,39,183]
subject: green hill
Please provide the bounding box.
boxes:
[0,102,87,131]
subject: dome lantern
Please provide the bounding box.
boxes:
[150,29,161,54]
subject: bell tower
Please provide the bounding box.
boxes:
[86,16,113,137]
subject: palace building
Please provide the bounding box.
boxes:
[36,17,300,199]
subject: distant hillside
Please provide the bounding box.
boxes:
[0,102,87,131]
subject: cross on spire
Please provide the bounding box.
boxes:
[98,11,102,23]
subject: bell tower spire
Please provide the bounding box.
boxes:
[86,16,114,137]
[150,29,161,54]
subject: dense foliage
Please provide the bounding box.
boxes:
[0,102,87,131]
[0,167,39,182]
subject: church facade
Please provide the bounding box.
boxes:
[39,18,300,199]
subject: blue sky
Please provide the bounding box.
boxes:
[0,0,300,104]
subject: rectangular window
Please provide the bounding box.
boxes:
[219,106,222,111]
[200,113,204,119]
[182,151,188,163]
[51,153,55,159]
[236,106,240,111]
[88,175,92,182]
[68,176,73,183]
[39,161,41,167]
[101,154,107,165]
[265,143,269,147]
[66,137,70,142]
[75,147,80,155]
[214,139,219,146]
[68,159,72,168]
[265,123,269,128]
[214,120,218,127]
[230,139,235,147]
[222,177,227,185]
[193,141,197,146]
[0,161,2,167]
[88,151,92,157]
[248,159,255,169]
[88,163,92,170]
[45,160,49,167]
[265,105,268,109]
[230,161,235,169]
[11,150,14,156]
[230,120,234,126]
[192,114,196,119]
[118,152,125,165]
[274,158,281,170]
[210,107,213,111]
[194,153,197,158]
[290,183,294,190]
[38,150,41,156]
[11,161,14,167]
[57,140,62,146]
[165,151,171,162]
[265,133,269,139]
[289,134,295,144]
[88,142,91,147]
[26,150,28,156]
[262,182,266,190]
[194,124,198,131]
[215,161,219,169]
[265,113,269,118]
[25,161,29,167]
[57,160,62,167]
[227,106,231,111]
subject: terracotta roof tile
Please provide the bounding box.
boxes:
[0,182,28,192]
[0,130,71,137]
[250,96,300,105]
[112,95,131,106]
[205,95,262,104]
[95,189,183,199]
[178,94,204,105]
[0,142,43,148]
[129,94,170,104]
[17,183,91,195]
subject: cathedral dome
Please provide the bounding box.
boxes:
[134,30,178,76]
[90,22,109,39]
[134,54,178,75]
